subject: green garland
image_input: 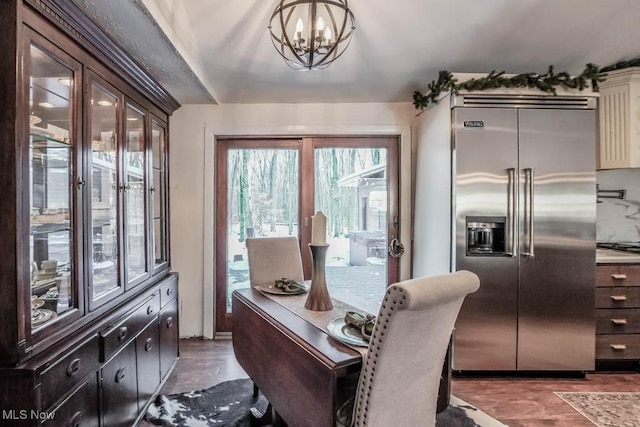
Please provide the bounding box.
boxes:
[412,58,640,111]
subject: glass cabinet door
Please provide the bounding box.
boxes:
[88,80,122,307]
[124,103,148,286]
[150,118,168,272]
[28,43,79,331]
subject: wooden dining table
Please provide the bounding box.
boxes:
[231,287,451,427]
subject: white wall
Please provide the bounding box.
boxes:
[170,102,416,337]
[597,168,640,242]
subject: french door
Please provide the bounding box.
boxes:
[215,137,400,332]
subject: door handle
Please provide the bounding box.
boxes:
[506,168,517,257]
[388,238,404,258]
[522,168,535,258]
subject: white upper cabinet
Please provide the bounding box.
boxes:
[598,68,640,169]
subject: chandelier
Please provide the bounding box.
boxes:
[268,0,356,71]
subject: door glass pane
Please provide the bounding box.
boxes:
[125,105,146,283]
[29,45,75,329]
[151,121,166,267]
[314,148,387,305]
[226,149,299,311]
[90,84,119,300]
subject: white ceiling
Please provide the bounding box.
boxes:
[70,0,640,106]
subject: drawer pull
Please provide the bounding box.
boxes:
[145,337,153,352]
[167,287,173,296]
[115,366,128,383]
[611,295,628,302]
[147,305,155,315]
[611,344,627,351]
[66,358,81,376]
[166,316,174,328]
[611,274,628,280]
[67,411,83,427]
[117,326,128,341]
[611,318,628,325]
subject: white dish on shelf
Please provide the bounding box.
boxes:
[32,214,66,224]
[30,126,55,138]
[33,277,56,287]
[37,270,60,279]
[93,261,114,270]
[32,308,56,327]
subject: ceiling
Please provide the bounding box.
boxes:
[70,0,640,106]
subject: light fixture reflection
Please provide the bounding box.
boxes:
[58,77,72,86]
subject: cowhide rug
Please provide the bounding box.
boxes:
[145,378,507,426]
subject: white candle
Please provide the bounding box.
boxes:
[311,211,326,245]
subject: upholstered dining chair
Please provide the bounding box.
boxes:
[246,236,304,287]
[336,270,480,427]
[245,235,305,425]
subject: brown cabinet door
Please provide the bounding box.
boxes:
[136,320,161,409]
[43,374,99,427]
[101,341,138,427]
[159,299,179,379]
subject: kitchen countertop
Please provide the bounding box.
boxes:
[596,248,640,264]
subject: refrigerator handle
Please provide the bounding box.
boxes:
[506,168,517,257]
[523,168,535,258]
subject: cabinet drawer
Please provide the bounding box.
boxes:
[40,335,99,410]
[596,265,640,287]
[43,373,99,427]
[160,276,178,308]
[595,287,640,308]
[596,334,640,360]
[101,293,160,361]
[596,309,640,334]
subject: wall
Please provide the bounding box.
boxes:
[170,102,415,337]
[597,168,640,242]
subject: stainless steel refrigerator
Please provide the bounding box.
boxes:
[412,93,597,371]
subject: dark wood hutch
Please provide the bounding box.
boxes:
[0,0,179,425]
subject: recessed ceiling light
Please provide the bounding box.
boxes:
[97,100,113,107]
[58,77,72,86]
[127,117,138,121]
[38,102,55,109]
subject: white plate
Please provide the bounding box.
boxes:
[32,309,56,326]
[37,270,60,279]
[33,277,56,287]
[257,283,308,295]
[326,318,369,347]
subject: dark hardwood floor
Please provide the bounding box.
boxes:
[142,338,640,426]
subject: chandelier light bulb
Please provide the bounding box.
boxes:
[324,27,332,44]
[316,16,325,37]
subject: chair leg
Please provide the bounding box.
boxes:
[250,402,273,426]
[253,382,259,398]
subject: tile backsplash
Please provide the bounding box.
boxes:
[597,168,640,242]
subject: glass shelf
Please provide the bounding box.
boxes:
[31,222,70,235]
[30,130,71,149]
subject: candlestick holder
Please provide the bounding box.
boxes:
[305,243,333,311]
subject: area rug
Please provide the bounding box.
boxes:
[555,392,640,427]
[145,378,507,426]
